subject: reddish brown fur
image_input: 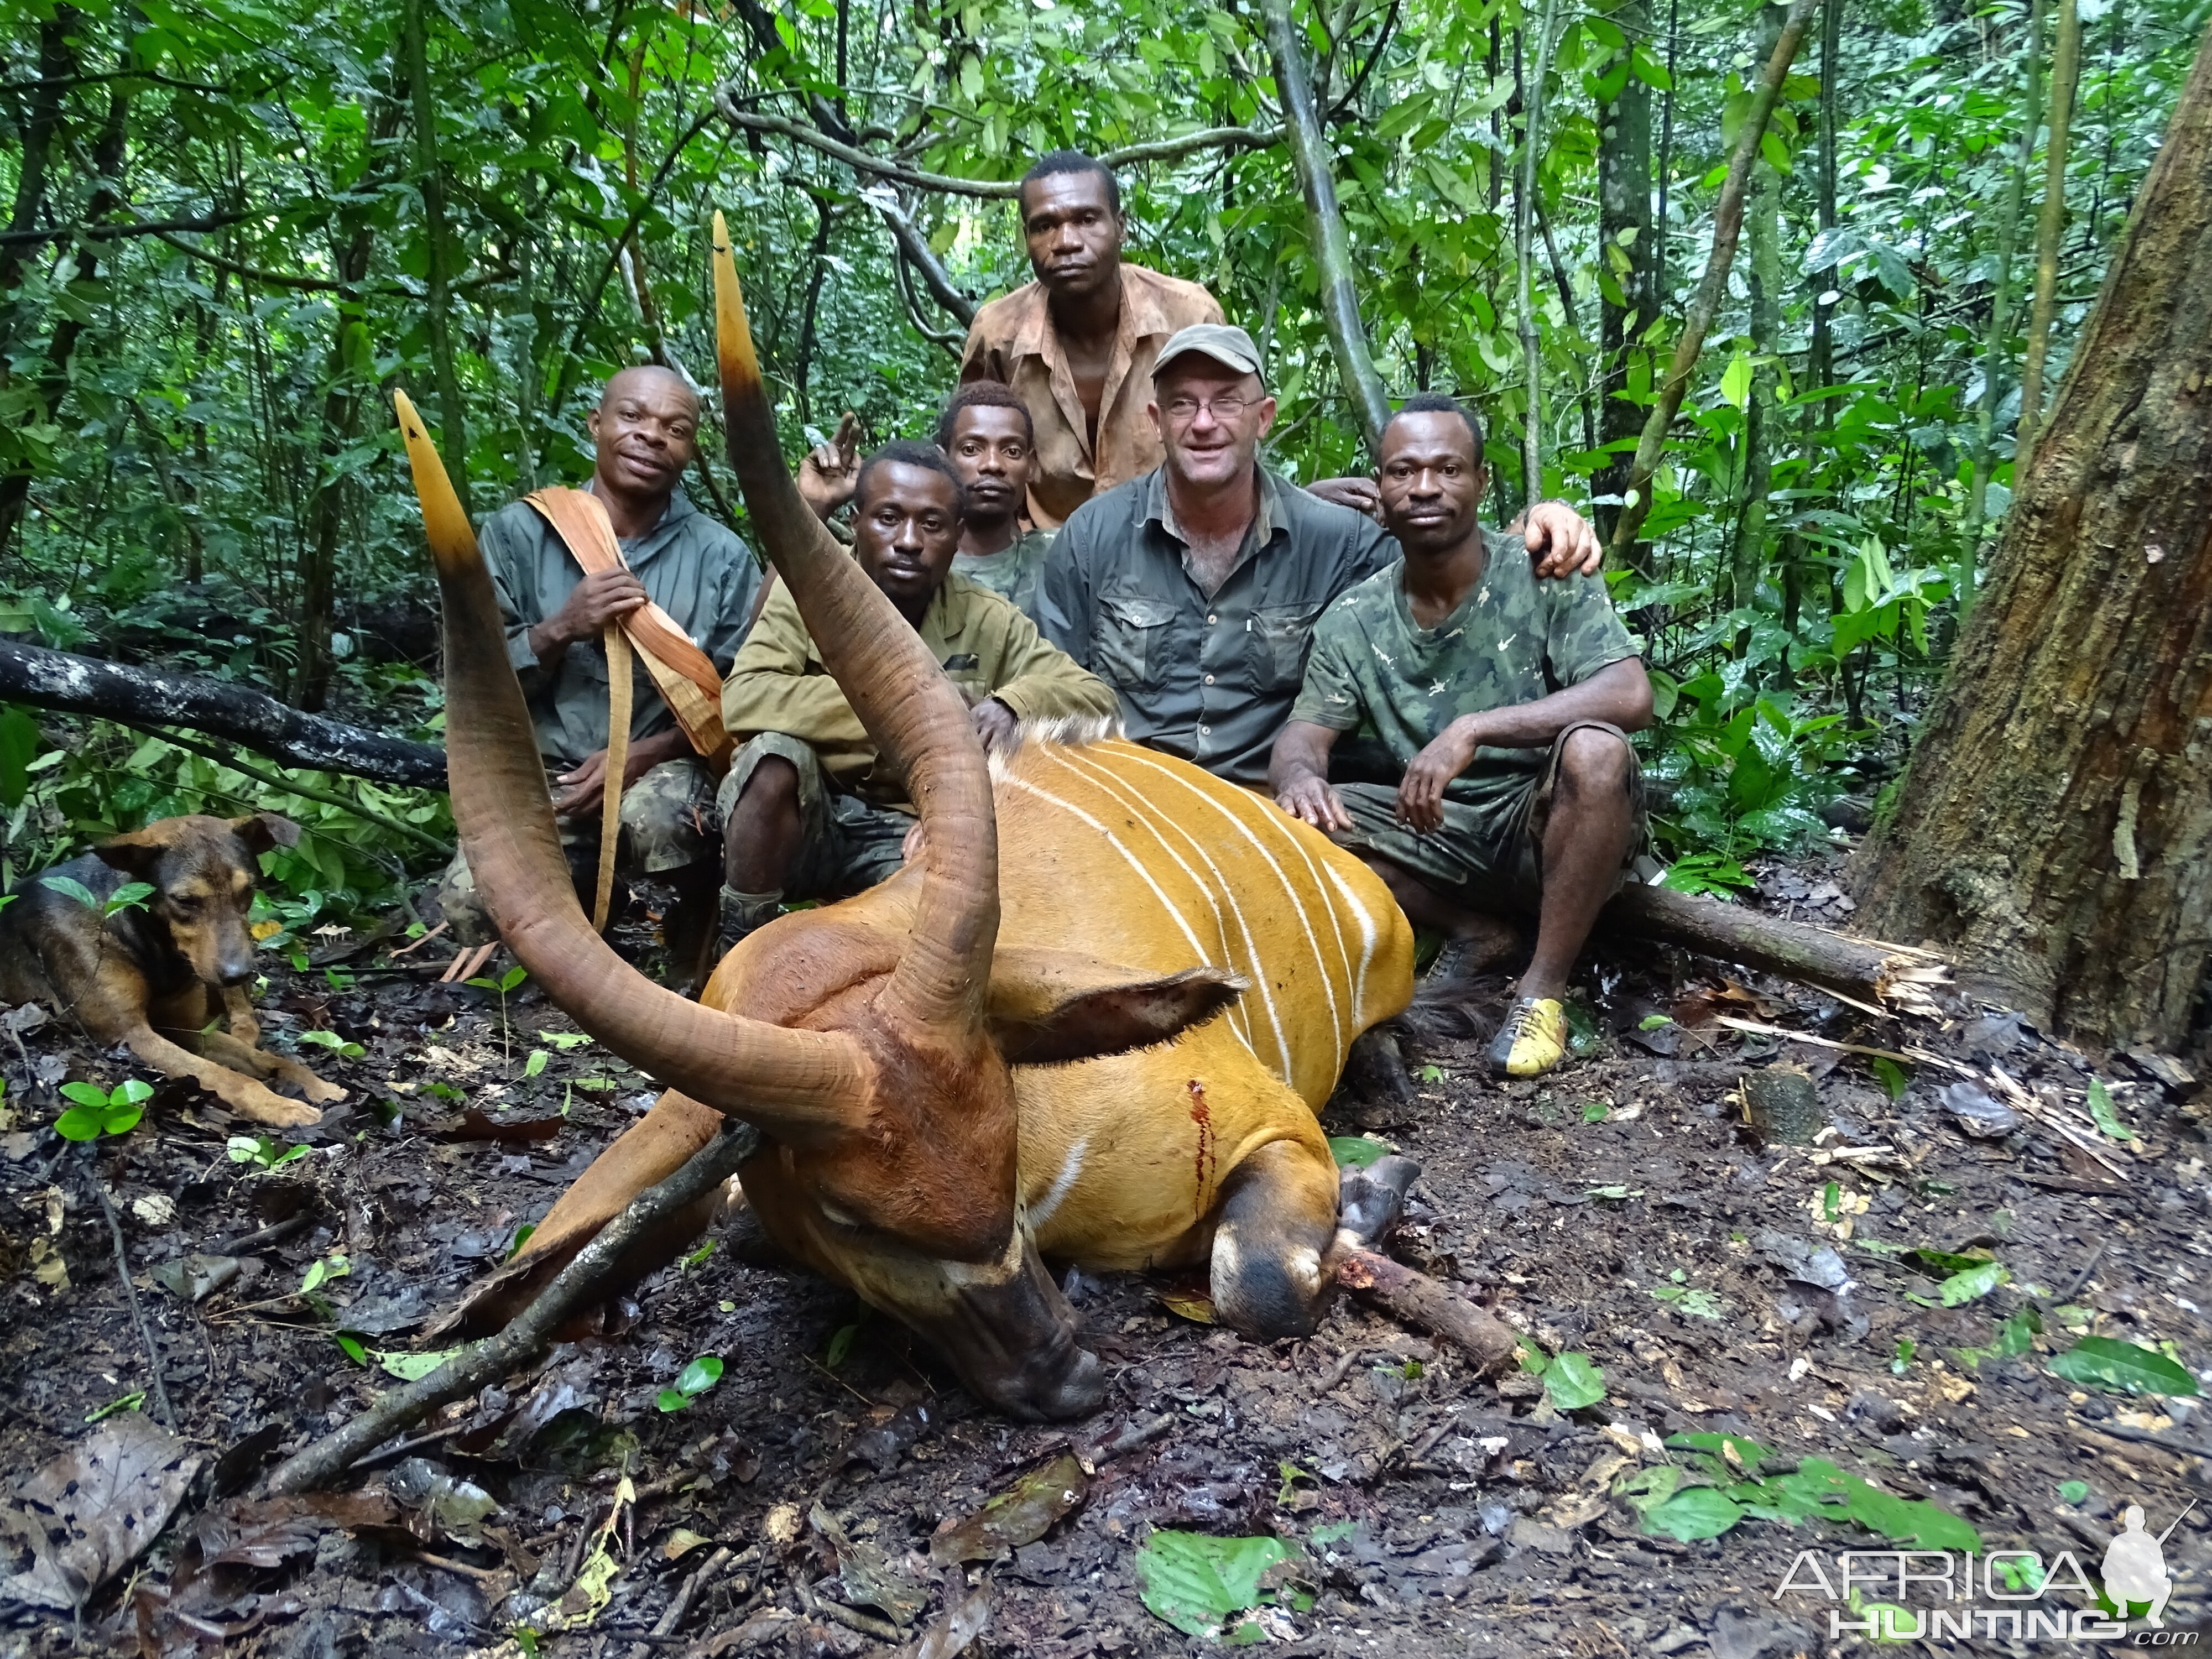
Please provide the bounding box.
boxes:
[0,814,345,1126]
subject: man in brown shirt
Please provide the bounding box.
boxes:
[959,150,1223,529]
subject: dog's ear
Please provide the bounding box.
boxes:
[229,813,302,855]
[94,830,168,877]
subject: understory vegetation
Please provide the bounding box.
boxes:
[1,0,2203,915]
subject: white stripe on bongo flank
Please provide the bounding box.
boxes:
[1107,746,1345,1059]
[1321,858,1379,1025]
[996,771,1258,1058]
[1048,746,1292,1082]
[1027,1136,1088,1230]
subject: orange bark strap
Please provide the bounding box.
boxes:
[525,487,734,771]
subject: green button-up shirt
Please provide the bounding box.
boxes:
[481,488,761,770]
[1037,466,1399,785]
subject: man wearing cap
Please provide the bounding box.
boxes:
[1037,322,1604,792]
[959,150,1224,530]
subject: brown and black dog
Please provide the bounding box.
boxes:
[0,814,346,1126]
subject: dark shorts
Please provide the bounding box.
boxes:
[1327,721,1647,914]
[716,732,913,900]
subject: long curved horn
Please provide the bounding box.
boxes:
[396,391,869,1136]
[711,213,998,1036]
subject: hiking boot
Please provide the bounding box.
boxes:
[1488,995,1568,1078]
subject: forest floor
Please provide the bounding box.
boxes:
[2,853,2209,1659]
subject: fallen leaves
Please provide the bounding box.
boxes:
[2049,1335,2200,1397]
[0,1416,204,1611]
[928,1454,1088,1566]
[1133,1531,1306,1641]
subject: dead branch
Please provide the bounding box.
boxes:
[0,639,447,790]
[1336,1248,1520,1374]
[259,1120,760,1496]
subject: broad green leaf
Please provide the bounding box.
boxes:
[59,1081,112,1109]
[40,874,100,910]
[1938,1261,2009,1306]
[378,1347,464,1381]
[2049,1336,2199,1397]
[54,1105,108,1141]
[1641,1486,1743,1541]
[2086,1079,2132,1141]
[1133,1531,1295,1640]
[1328,1135,1388,1168]
[524,1048,550,1078]
[1720,348,1753,410]
[1543,1352,1606,1410]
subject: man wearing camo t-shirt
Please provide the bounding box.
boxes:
[1268,394,1653,1080]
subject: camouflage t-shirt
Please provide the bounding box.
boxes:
[951,527,1053,623]
[1289,528,1640,804]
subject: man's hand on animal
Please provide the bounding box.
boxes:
[1275,770,1353,833]
[798,411,863,521]
[972,695,1020,753]
[529,567,648,661]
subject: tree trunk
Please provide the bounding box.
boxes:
[1594,0,1655,551]
[0,640,448,789]
[2017,0,2083,465]
[1515,0,1565,505]
[1604,0,1816,558]
[1853,19,2212,1053]
[1961,0,2045,617]
[1729,5,1785,634]
[403,0,471,519]
[1261,0,1391,456]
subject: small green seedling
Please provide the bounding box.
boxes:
[55,1078,153,1140]
[84,1389,145,1423]
[301,1251,350,1295]
[467,963,529,1057]
[228,1133,310,1172]
[299,1029,366,1060]
[540,1032,592,1051]
[824,1322,860,1368]
[2086,1078,2134,1143]
[657,1354,724,1412]
[41,875,155,919]
[523,1048,550,1078]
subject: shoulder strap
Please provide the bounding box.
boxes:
[525,488,733,770]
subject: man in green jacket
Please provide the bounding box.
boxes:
[717,441,1117,951]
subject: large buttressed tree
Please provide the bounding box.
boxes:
[1853,18,2212,1054]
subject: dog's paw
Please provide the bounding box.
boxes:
[299,1076,349,1105]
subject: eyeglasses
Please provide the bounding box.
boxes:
[1162,394,1257,424]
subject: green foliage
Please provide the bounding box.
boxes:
[227,1133,311,1171]
[55,1078,153,1140]
[1327,1135,1390,1168]
[1521,1348,1608,1410]
[0,0,2199,888]
[2048,1336,2199,1397]
[657,1354,725,1413]
[1619,1434,1983,1551]
[1133,1531,1307,1641]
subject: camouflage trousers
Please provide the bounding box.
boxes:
[436,758,719,946]
[716,732,914,900]
[1327,721,1648,913]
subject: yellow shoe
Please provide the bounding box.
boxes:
[1489,996,1567,1078]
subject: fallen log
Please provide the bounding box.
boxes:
[1336,1248,1521,1375]
[1603,880,1951,1015]
[0,639,447,790]
[260,1119,759,1495]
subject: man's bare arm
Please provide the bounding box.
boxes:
[1270,720,1353,832]
[1397,658,1652,832]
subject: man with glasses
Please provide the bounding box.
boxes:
[1037,324,1603,791]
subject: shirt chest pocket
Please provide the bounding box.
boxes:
[1248,603,1322,692]
[1095,594,1178,691]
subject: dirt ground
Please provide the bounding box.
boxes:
[2,858,2208,1658]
